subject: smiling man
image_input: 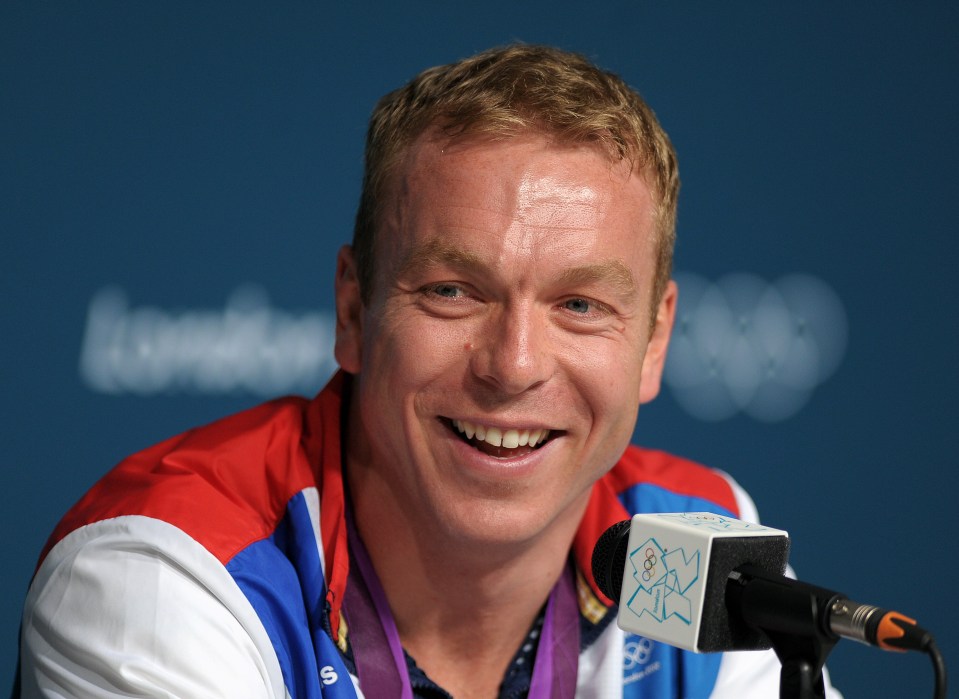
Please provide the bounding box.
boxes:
[17,46,839,698]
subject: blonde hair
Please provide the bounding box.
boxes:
[353,44,680,307]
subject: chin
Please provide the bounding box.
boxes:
[434,489,583,551]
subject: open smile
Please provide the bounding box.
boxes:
[442,417,559,458]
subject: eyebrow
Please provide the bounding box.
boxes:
[395,237,637,299]
[395,238,487,279]
[557,260,636,300]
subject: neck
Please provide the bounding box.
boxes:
[346,462,587,699]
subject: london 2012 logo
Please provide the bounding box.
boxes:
[626,538,701,625]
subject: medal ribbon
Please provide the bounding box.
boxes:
[344,512,580,698]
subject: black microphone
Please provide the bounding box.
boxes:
[591,513,934,654]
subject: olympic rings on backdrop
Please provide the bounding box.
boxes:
[664,272,847,422]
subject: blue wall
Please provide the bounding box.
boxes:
[4,3,957,696]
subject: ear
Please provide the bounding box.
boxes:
[334,245,364,375]
[638,280,677,404]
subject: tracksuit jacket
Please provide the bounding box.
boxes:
[18,372,839,698]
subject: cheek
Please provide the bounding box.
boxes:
[363,313,473,387]
[565,336,647,401]
[564,343,646,464]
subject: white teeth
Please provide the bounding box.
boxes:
[530,429,551,447]
[452,419,550,450]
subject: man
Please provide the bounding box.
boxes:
[18,45,839,697]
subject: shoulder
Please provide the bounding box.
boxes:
[21,514,290,697]
[40,395,319,568]
[605,445,751,519]
[21,374,354,697]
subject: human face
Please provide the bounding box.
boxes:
[335,133,676,547]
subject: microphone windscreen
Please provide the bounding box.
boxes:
[696,534,790,651]
[592,519,631,601]
[592,513,790,652]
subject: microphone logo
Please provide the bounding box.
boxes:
[627,538,701,626]
[640,546,658,583]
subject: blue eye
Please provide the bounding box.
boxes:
[564,298,592,314]
[432,284,463,298]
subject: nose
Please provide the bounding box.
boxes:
[470,303,554,395]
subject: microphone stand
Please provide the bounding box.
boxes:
[727,565,840,699]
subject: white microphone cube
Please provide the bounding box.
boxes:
[616,512,790,652]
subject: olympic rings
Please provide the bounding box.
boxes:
[641,547,658,582]
[664,272,847,422]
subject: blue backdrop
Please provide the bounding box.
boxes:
[3,3,957,696]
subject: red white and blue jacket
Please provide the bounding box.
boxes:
[18,373,838,698]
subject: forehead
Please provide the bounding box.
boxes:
[376,132,659,289]
[392,131,654,225]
